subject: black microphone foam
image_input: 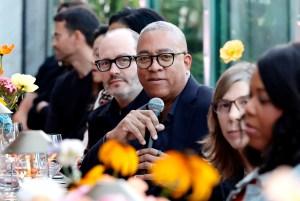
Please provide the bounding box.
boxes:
[145,98,164,148]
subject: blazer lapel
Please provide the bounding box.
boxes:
[169,76,199,150]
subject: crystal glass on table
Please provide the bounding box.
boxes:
[47,134,63,179]
[14,153,49,182]
[3,130,52,187]
[0,122,22,199]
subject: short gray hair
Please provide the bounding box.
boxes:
[140,21,188,52]
[106,28,139,47]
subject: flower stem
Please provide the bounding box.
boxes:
[160,187,172,198]
[113,170,119,178]
[0,54,3,74]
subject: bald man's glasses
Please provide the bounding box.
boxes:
[95,55,135,72]
[135,53,185,69]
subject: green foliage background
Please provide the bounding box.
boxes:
[87,0,204,83]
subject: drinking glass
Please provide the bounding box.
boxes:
[0,122,22,198]
[48,134,62,145]
[47,134,63,178]
[14,153,49,183]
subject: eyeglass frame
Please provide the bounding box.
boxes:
[212,95,250,115]
[94,55,135,72]
[134,52,186,69]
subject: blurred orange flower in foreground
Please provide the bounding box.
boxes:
[77,165,105,186]
[151,151,191,199]
[98,139,138,177]
[187,155,220,201]
[150,150,220,201]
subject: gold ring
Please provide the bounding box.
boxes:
[156,150,162,157]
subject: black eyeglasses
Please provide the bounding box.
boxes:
[134,52,185,69]
[95,55,135,72]
[212,95,250,115]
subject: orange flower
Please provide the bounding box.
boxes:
[98,140,138,177]
[150,151,220,201]
[0,44,14,76]
[187,155,220,201]
[220,40,244,64]
[150,151,192,199]
[0,44,14,55]
[77,165,105,186]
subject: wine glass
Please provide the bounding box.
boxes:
[48,133,62,145]
[0,122,22,198]
[47,134,63,178]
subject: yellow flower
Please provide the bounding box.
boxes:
[0,98,6,106]
[150,151,192,199]
[11,73,39,92]
[187,155,220,201]
[220,40,244,64]
[98,140,138,177]
[0,44,14,55]
[77,165,105,186]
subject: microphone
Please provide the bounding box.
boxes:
[139,98,164,175]
[144,97,164,148]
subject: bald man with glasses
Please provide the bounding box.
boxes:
[83,28,150,152]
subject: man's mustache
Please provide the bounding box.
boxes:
[108,74,126,83]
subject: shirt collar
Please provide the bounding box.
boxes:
[108,90,150,116]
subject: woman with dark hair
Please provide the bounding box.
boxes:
[227,42,300,200]
[108,7,166,33]
[201,62,255,200]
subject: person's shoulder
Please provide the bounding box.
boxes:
[88,100,112,120]
[35,56,59,77]
[40,56,57,67]
[51,70,76,92]
[188,75,213,91]
[197,84,214,95]
[56,69,76,81]
[185,75,214,98]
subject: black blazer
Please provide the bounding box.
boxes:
[166,75,213,153]
[80,75,213,175]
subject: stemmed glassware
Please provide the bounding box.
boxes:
[47,134,63,178]
[0,122,22,199]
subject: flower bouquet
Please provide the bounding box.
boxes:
[0,44,38,111]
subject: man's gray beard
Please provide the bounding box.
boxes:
[110,79,142,102]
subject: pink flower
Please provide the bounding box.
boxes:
[98,194,128,201]
[0,77,17,94]
[63,185,92,201]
